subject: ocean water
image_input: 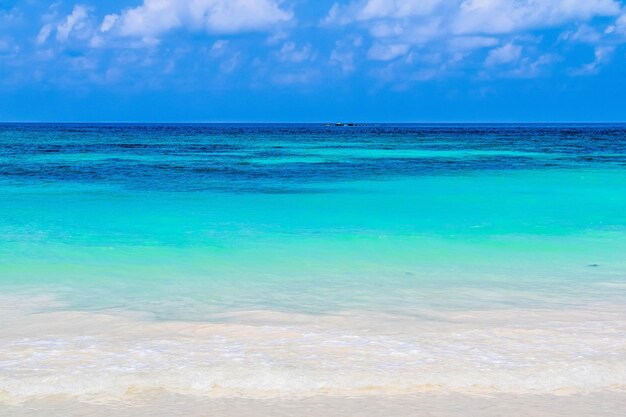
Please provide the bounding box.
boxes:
[1,124,625,406]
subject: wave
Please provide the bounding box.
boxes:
[1,301,625,403]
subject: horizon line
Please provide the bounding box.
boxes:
[1,121,626,125]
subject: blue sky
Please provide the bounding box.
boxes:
[1,0,625,122]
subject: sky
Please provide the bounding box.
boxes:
[1,0,626,122]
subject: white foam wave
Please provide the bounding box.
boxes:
[1,304,625,403]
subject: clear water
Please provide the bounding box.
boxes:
[1,124,625,401]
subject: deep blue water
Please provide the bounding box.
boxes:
[2,123,626,192]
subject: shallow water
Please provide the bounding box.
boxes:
[0,124,625,406]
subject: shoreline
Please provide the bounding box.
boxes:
[2,302,625,404]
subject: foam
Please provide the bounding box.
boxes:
[1,299,625,403]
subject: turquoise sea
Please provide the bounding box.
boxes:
[1,124,625,403]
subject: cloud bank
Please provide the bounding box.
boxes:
[102,0,293,37]
[2,0,625,92]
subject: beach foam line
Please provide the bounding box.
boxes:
[1,300,625,403]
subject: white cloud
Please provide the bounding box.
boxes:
[325,0,446,24]
[559,25,604,44]
[356,0,444,20]
[330,49,355,73]
[571,45,614,75]
[615,13,626,34]
[367,43,410,61]
[326,0,623,47]
[36,4,94,46]
[37,24,53,45]
[210,40,229,55]
[453,0,621,34]
[324,0,624,70]
[485,43,522,66]
[100,14,119,33]
[104,0,293,38]
[220,52,241,73]
[330,35,363,73]
[328,0,622,32]
[448,35,498,51]
[266,31,290,45]
[509,53,558,78]
[272,69,319,85]
[56,5,90,42]
[277,42,314,63]
[89,35,104,48]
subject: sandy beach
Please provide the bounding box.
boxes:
[4,392,625,417]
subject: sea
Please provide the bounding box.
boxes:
[1,124,625,414]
